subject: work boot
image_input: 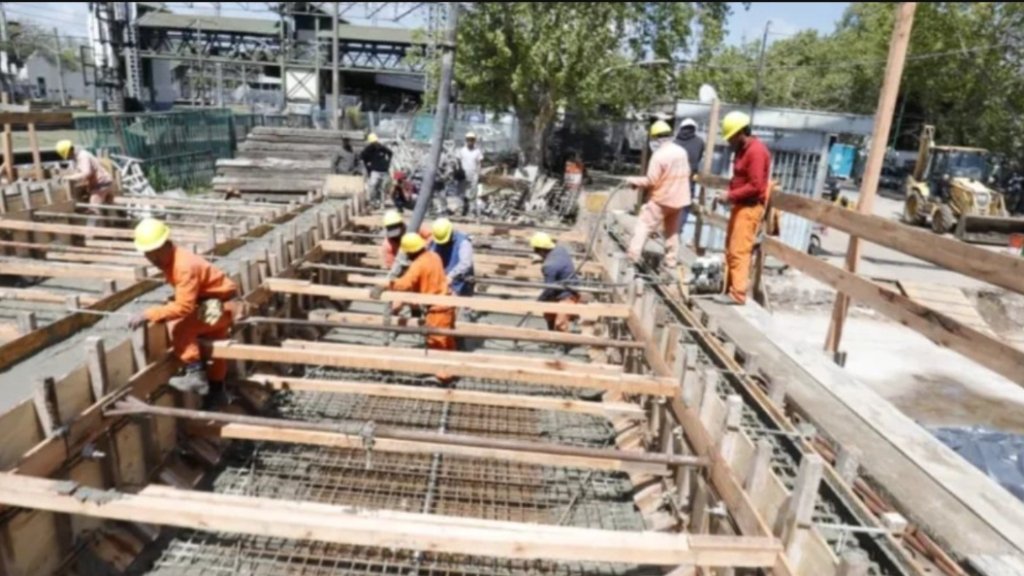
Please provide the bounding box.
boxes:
[169,363,210,396]
[711,294,741,306]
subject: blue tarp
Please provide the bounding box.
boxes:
[933,427,1024,502]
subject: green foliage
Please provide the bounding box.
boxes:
[687,2,1024,162]
[452,2,731,162]
[4,20,80,72]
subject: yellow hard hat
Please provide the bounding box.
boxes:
[432,218,454,245]
[133,218,171,253]
[367,133,379,144]
[722,111,751,141]
[530,232,555,251]
[400,232,427,254]
[56,140,73,160]
[382,210,403,228]
[650,120,672,138]
[466,132,477,140]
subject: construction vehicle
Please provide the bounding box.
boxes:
[902,125,1024,244]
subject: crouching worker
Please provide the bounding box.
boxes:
[128,218,238,399]
[531,232,580,332]
[57,139,115,227]
[373,233,456,385]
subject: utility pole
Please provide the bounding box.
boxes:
[331,1,340,129]
[750,20,771,123]
[825,2,917,355]
[409,2,458,232]
[53,28,67,106]
[0,2,10,101]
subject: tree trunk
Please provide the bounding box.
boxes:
[517,105,555,167]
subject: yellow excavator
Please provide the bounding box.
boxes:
[902,125,1024,244]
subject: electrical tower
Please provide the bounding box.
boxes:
[87,2,127,111]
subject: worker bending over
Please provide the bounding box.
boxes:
[57,140,115,227]
[627,121,692,280]
[380,210,432,272]
[377,233,456,385]
[360,133,393,209]
[128,218,238,397]
[531,232,580,332]
[715,111,771,306]
[430,218,475,298]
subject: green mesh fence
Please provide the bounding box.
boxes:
[75,110,265,190]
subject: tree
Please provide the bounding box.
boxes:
[454,2,731,164]
[4,20,80,72]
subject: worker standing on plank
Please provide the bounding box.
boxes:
[380,210,432,272]
[373,233,456,385]
[674,118,705,238]
[128,218,238,400]
[531,232,580,332]
[429,218,475,298]
[455,132,484,217]
[360,133,393,209]
[627,121,692,281]
[56,140,115,227]
[715,111,771,306]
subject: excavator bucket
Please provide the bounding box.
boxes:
[955,214,1024,245]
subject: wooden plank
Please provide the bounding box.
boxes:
[0,258,144,282]
[763,236,1024,388]
[212,343,677,397]
[311,311,643,349]
[249,374,644,419]
[771,192,1024,296]
[351,215,586,244]
[45,251,151,267]
[0,475,782,567]
[0,287,101,307]
[267,279,629,320]
[899,281,994,334]
[0,401,43,469]
[0,218,134,239]
[0,112,74,126]
[321,240,604,274]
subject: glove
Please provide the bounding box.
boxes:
[369,286,387,300]
[128,313,149,330]
[198,299,224,325]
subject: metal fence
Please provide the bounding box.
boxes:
[367,112,519,155]
[76,110,272,190]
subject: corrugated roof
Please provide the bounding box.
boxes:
[137,12,279,36]
[317,24,420,45]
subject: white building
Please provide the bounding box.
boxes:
[16,50,95,103]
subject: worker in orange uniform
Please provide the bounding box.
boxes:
[627,120,692,281]
[373,233,456,385]
[57,140,115,227]
[380,210,432,275]
[715,111,771,305]
[128,218,238,398]
[530,232,579,332]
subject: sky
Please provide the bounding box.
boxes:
[6,2,851,46]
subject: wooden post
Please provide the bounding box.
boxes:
[779,454,824,564]
[17,311,38,334]
[719,395,743,463]
[28,122,43,180]
[745,439,773,496]
[693,98,720,255]
[86,336,110,401]
[132,325,149,370]
[826,2,917,353]
[33,377,61,437]
[2,93,14,183]
[837,550,871,576]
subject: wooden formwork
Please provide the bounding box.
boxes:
[0,191,322,372]
[0,192,805,575]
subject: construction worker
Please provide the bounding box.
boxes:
[127,218,238,398]
[57,140,115,227]
[375,233,456,384]
[674,118,705,237]
[390,171,418,213]
[429,218,475,298]
[360,133,393,208]
[627,120,692,278]
[531,232,579,332]
[380,210,432,271]
[716,111,771,306]
[455,132,484,216]
[332,137,359,175]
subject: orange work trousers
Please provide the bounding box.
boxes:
[544,294,580,332]
[425,307,456,382]
[725,202,766,305]
[168,310,233,382]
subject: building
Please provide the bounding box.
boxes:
[15,50,95,103]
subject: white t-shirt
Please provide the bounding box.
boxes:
[456,146,484,177]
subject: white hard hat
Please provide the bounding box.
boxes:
[680,118,697,129]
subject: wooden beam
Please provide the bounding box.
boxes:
[310,311,643,349]
[827,2,917,353]
[0,287,99,306]
[0,112,74,126]
[0,219,208,242]
[772,192,1024,296]
[249,374,644,419]
[266,279,630,320]
[321,240,604,274]
[764,236,1024,388]
[27,123,43,180]
[212,342,678,397]
[0,475,781,567]
[0,258,144,282]
[351,215,586,244]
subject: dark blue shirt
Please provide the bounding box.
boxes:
[539,245,578,302]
